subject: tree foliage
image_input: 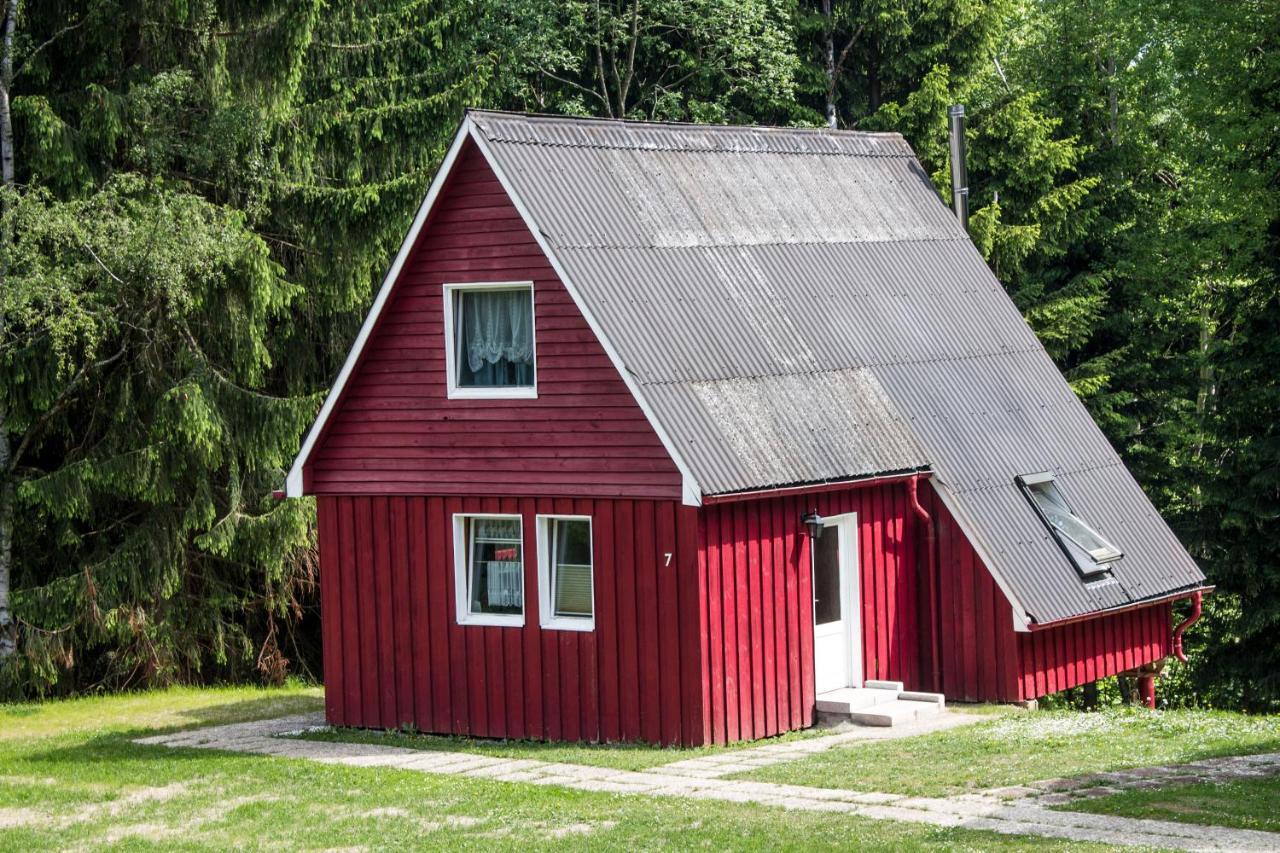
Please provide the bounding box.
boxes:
[1,0,1277,708]
[1,0,485,695]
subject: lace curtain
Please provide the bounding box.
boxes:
[470,518,523,611]
[459,289,534,386]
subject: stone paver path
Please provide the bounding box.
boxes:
[135,713,1280,851]
[654,712,981,778]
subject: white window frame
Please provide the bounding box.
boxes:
[442,281,538,400]
[1017,472,1122,575]
[536,515,595,632]
[453,513,526,627]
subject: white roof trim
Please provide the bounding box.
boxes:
[287,116,704,505]
[285,120,472,497]
[928,479,1033,632]
[468,125,703,506]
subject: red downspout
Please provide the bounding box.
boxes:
[1172,590,1204,663]
[1137,675,1157,709]
[907,474,941,693]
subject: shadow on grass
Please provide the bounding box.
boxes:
[16,693,323,768]
[167,693,323,729]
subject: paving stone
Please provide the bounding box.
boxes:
[895,796,998,818]
[691,787,791,804]
[844,791,904,805]
[460,759,549,778]
[525,774,579,787]
[858,804,963,827]
[489,770,548,783]
[565,779,658,794]
[1162,768,1208,783]
[1067,785,1121,799]
[662,767,731,779]
[985,785,1040,799]
[691,762,755,774]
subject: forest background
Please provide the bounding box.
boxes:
[0,0,1275,710]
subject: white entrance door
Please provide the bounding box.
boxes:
[812,514,862,695]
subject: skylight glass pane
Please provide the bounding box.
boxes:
[1027,481,1122,563]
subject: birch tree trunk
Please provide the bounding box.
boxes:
[822,0,837,128]
[0,0,18,660]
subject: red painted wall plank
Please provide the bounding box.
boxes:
[317,497,343,725]
[391,498,416,728]
[594,504,619,742]
[656,501,681,745]
[338,499,362,725]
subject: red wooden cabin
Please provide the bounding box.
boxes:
[287,112,1209,746]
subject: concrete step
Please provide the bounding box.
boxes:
[815,683,947,727]
[849,697,945,727]
[814,687,900,714]
[864,679,905,691]
[898,690,946,707]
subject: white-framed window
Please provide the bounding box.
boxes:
[536,515,595,631]
[1017,472,1122,576]
[442,281,537,399]
[453,513,525,627]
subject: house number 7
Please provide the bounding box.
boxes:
[664,552,673,566]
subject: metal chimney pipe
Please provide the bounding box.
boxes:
[948,104,969,233]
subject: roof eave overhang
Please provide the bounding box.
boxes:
[700,468,931,505]
[286,114,705,506]
[1026,584,1215,632]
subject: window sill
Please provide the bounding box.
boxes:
[447,386,538,401]
[540,616,595,632]
[457,612,525,628]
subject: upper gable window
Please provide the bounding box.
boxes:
[444,282,536,399]
[1017,472,1122,576]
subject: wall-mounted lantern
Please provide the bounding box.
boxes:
[802,510,825,541]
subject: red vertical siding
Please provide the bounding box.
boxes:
[305,142,682,501]
[696,481,920,744]
[319,494,704,746]
[1014,603,1173,700]
[319,480,1178,745]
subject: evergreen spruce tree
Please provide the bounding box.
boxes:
[0,0,486,695]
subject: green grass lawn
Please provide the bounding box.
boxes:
[734,706,1280,798]
[1059,776,1280,833]
[0,685,1102,851]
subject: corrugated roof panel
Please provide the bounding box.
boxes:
[469,110,1206,622]
[643,370,927,494]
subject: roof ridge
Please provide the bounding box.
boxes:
[466,107,906,141]
[552,236,972,250]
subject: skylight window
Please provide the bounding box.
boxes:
[1017,472,1122,576]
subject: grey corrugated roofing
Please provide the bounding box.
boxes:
[468,110,1206,624]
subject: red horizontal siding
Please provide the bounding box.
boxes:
[305,142,682,500]
[319,494,704,746]
[697,481,922,744]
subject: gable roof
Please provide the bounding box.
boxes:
[290,110,1206,626]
